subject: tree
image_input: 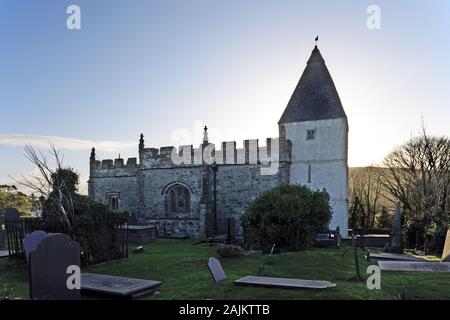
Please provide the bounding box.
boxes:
[382,127,450,252]
[241,185,332,252]
[0,184,33,214]
[11,144,77,230]
[349,167,386,233]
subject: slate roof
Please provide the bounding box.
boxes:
[279,46,346,124]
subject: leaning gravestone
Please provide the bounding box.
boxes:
[207,257,227,282]
[442,228,450,262]
[29,233,81,300]
[23,230,52,262]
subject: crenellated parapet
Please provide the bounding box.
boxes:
[89,132,284,176]
[89,148,138,177]
[139,137,280,170]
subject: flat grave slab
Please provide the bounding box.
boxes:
[369,252,422,262]
[378,261,450,272]
[81,273,162,299]
[234,276,336,289]
[0,250,8,258]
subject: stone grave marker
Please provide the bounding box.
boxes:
[4,208,20,221]
[386,202,402,253]
[207,257,227,282]
[442,228,450,262]
[29,233,81,300]
[368,252,422,262]
[81,273,161,299]
[23,230,52,262]
[378,261,450,272]
[234,276,336,289]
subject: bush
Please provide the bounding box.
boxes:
[241,185,332,252]
[43,194,128,224]
[42,195,128,266]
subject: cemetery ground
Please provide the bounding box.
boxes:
[1,239,450,300]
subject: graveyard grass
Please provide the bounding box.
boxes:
[1,239,450,300]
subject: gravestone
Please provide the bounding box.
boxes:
[23,230,52,262]
[234,276,336,289]
[368,252,422,262]
[4,208,20,221]
[378,261,450,272]
[29,233,81,300]
[386,202,402,253]
[442,228,450,262]
[207,257,227,282]
[81,273,161,299]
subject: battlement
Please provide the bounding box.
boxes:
[90,157,138,172]
[90,137,280,174]
[141,138,279,168]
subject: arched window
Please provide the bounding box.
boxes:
[164,183,191,216]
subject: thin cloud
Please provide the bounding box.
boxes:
[0,134,135,152]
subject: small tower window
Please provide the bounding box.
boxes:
[306,130,316,140]
[107,192,120,210]
[308,164,312,183]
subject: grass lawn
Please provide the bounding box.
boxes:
[1,238,450,300]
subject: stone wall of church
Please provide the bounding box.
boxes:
[138,166,204,237]
[88,163,138,216]
[89,137,283,238]
[214,164,280,235]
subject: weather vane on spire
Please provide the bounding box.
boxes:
[315,35,319,46]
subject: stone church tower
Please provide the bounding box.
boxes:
[279,45,349,236]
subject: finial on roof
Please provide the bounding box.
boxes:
[315,35,319,47]
[203,126,208,143]
[90,147,96,161]
[139,133,145,150]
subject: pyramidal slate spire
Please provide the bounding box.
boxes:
[279,45,346,124]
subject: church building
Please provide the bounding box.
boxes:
[88,45,349,238]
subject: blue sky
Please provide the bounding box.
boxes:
[1,0,449,193]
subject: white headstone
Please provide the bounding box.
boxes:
[23,230,52,262]
[207,257,227,283]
